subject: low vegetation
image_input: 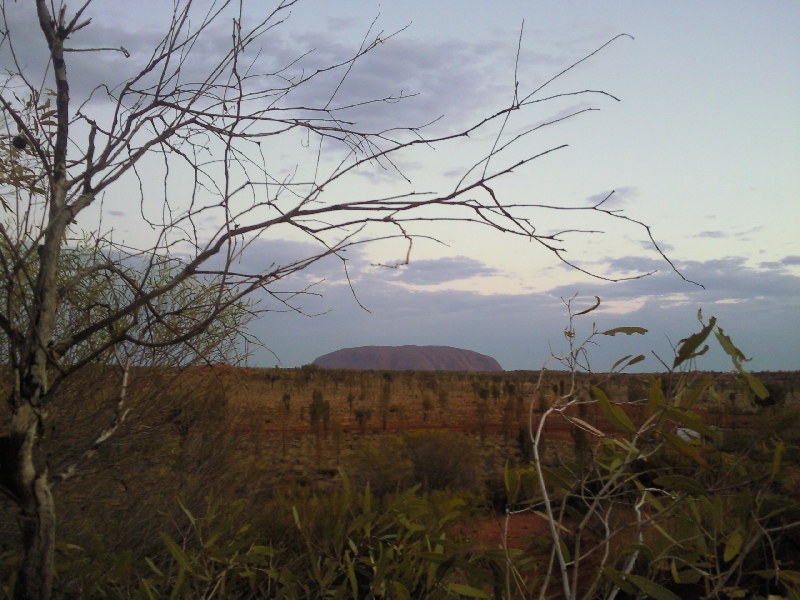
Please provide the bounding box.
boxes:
[1,309,799,599]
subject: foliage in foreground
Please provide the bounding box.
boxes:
[1,306,798,600]
[502,304,800,600]
[2,473,510,600]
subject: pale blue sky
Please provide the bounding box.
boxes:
[4,1,797,371]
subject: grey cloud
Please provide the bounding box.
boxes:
[585,186,638,208]
[547,256,800,312]
[604,256,666,274]
[639,240,674,252]
[735,226,764,237]
[391,256,499,285]
[694,231,727,239]
[246,253,800,371]
[3,2,596,140]
[199,237,362,285]
[759,255,800,269]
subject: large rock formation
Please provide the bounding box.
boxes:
[312,345,502,371]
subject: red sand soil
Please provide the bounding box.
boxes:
[460,512,552,551]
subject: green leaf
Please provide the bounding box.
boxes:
[140,579,157,600]
[160,532,192,572]
[345,552,358,600]
[714,326,749,365]
[610,354,646,372]
[592,386,635,433]
[771,440,785,484]
[601,568,636,595]
[663,432,711,470]
[628,354,646,366]
[622,543,654,564]
[533,511,569,533]
[601,326,648,336]
[611,354,633,372]
[539,467,574,491]
[674,316,716,368]
[504,460,519,498]
[387,580,411,600]
[778,570,800,584]
[144,557,163,578]
[558,538,571,563]
[684,374,715,409]
[653,475,705,496]
[626,574,683,600]
[753,569,778,580]
[724,529,744,562]
[648,377,666,413]
[169,568,185,600]
[178,500,195,528]
[445,583,491,598]
[741,370,769,400]
[570,416,605,437]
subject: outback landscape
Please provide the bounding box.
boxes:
[1,0,797,599]
[2,336,799,599]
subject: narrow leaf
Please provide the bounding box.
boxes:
[771,441,785,483]
[741,370,769,400]
[387,581,411,600]
[724,529,744,562]
[663,432,711,469]
[601,326,648,337]
[570,416,605,437]
[445,583,490,598]
[160,533,192,572]
[628,354,646,366]
[540,467,574,491]
[684,374,714,409]
[574,296,601,316]
[648,377,666,413]
[626,573,682,600]
[601,568,636,595]
[611,355,633,372]
[674,316,716,368]
[714,326,749,365]
[592,386,635,433]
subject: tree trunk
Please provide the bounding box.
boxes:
[15,474,55,600]
[4,406,56,600]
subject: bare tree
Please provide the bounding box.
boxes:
[0,1,673,598]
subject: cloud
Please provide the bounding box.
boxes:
[585,185,638,208]
[759,255,800,269]
[693,230,727,239]
[2,1,604,148]
[390,256,499,285]
[603,255,666,274]
[246,253,800,371]
[566,255,800,303]
[734,226,764,237]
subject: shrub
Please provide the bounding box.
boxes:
[345,436,414,498]
[403,431,481,493]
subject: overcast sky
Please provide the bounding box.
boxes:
[5,1,798,372]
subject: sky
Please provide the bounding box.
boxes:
[3,1,799,372]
